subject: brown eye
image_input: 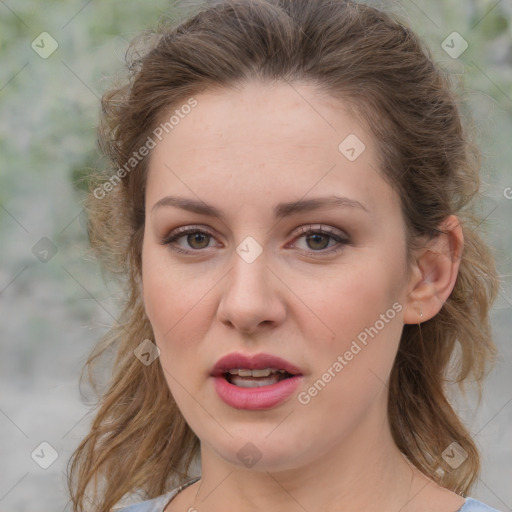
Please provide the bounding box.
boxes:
[305,233,331,251]
[162,227,218,254]
[291,225,350,255]
[186,232,211,249]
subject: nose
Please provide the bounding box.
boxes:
[216,250,287,334]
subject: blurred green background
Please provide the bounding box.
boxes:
[0,0,511,511]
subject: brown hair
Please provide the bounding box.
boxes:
[67,0,499,510]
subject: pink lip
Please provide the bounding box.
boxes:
[211,352,304,410]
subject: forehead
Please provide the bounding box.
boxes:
[146,80,398,219]
[156,81,361,152]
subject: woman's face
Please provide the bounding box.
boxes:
[142,81,413,471]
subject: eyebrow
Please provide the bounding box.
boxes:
[151,194,369,220]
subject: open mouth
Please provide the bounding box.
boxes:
[211,354,304,409]
[224,368,295,388]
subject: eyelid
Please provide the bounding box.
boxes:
[291,224,349,240]
[161,225,216,242]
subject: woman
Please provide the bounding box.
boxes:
[67,0,502,511]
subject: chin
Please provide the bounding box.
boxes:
[206,432,314,473]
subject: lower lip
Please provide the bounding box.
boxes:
[212,375,303,410]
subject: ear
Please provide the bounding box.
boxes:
[403,215,464,324]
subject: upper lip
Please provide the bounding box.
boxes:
[211,352,303,377]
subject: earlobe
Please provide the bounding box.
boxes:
[403,215,464,325]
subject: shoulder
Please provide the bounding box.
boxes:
[112,477,201,512]
[112,491,175,512]
[459,497,503,512]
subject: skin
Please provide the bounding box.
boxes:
[141,80,466,512]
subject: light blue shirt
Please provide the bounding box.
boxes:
[113,477,503,512]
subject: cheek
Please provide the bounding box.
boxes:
[141,244,209,352]
[300,258,404,345]
[141,248,211,411]
[294,250,406,407]
[297,253,406,409]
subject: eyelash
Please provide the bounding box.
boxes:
[161,225,350,256]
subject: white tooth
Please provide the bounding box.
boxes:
[226,368,287,378]
[231,374,279,388]
[251,368,272,377]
